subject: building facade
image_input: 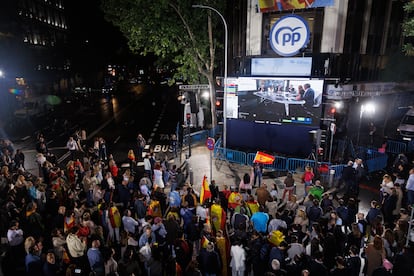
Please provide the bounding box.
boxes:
[0,0,69,96]
[229,0,412,82]
[222,0,414,157]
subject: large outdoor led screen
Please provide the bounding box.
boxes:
[234,77,324,127]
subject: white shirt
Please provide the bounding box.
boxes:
[153,169,164,188]
[122,216,139,234]
[144,158,152,171]
[7,228,24,246]
[406,173,414,191]
[230,244,246,272]
[67,139,78,151]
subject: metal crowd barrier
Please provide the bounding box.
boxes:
[366,154,388,173]
[287,158,316,173]
[208,138,390,179]
[385,140,407,155]
[246,153,287,172]
[330,164,346,180]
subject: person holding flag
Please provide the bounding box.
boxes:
[200,175,212,205]
[252,151,274,189]
[253,151,275,165]
[210,201,226,234]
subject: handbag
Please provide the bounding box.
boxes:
[382,258,393,271]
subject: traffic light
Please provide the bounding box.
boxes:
[186,113,191,127]
[215,89,224,123]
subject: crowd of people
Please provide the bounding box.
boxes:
[0,132,414,276]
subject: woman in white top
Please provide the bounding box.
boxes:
[380,174,394,203]
[153,162,165,189]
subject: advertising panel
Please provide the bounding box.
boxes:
[251,57,312,76]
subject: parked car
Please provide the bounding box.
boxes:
[397,108,414,140]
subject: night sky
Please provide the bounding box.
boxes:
[64,0,132,69]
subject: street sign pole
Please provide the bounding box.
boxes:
[186,113,191,158]
[210,150,213,182]
[329,122,336,163]
[206,137,215,182]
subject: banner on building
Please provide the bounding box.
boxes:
[258,0,334,13]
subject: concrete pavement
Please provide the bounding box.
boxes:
[176,144,307,203]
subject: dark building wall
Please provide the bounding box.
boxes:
[0,0,69,94]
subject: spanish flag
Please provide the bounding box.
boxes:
[253,151,275,165]
[210,203,226,233]
[200,235,210,248]
[200,175,212,204]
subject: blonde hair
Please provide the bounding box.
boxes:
[24,236,36,254]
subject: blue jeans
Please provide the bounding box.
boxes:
[304,181,312,196]
[407,190,414,206]
[254,171,262,187]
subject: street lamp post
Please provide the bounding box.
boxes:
[192,4,228,151]
[356,103,376,146]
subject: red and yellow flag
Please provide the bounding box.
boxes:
[210,203,226,233]
[200,175,212,204]
[200,235,210,248]
[253,151,275,164]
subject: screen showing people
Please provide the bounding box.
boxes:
[236,78,323,126]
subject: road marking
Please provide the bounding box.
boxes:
[150,133,155,137]
[147,138,152,144]
[57,151,71,164]
[114,136,121,144]
[144,145,150,150]
[21,136,31,141]
[22,146,67,154]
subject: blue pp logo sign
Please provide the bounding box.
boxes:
[269,15,310,57]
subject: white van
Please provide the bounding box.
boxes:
[397,108,414,140]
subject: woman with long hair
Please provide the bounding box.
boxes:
[382,228,397,259]
[347,222,363,250]
[364,235,385,276]
[293,208,309,233]
[153,162,165,190]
